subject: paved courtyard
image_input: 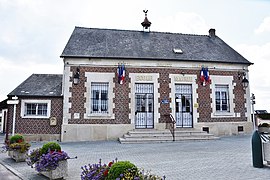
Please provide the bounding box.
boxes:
[0,134,269,180]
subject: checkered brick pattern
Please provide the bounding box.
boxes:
[198,71,247,122]
[68,66,247,125]
[7,97,63,134]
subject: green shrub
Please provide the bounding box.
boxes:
[40,142,61,155]
[8,134,30,153]
[107,161,138,180]
[10,134,24,144]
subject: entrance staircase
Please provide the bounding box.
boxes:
[118,129,219,144]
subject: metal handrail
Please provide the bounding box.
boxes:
[164,114,176,141]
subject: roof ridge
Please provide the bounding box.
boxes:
[74,26,209,37]
[32,73,62,76]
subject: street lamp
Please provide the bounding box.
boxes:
[73,67,80,85]
[238,71,249,89]
[242,77,249,89]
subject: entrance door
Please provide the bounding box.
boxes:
[175,84,193,127]
[135,84,154,128]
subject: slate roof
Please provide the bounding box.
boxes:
[8,74,63,97]
[0,99,8,110]
[61,27,252,65]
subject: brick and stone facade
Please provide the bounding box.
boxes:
[6,97,63,141]
[61,57,252,141]
[6,74,63,141]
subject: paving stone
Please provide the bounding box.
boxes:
[0,163,21,180]
[0,134,270,180]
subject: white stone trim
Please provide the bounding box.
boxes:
[62,66,72,124]
[84,72,115,119]
[129,73,160,126]
[244,72,252,122]
[169,74,198,124]
[64,58,247,71]
[21,99,51,119]
[210,75,235,118]
[1,109,7,132]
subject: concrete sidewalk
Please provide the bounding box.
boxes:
[0,134,270,180]
[0,163,22,180]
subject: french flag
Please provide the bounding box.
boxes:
[117,64,125,84]
[200,68,205,82]
[200,67,211,86]
[203,67,211,83]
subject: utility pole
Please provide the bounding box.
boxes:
[7,96,19,136]
[251,93,256,130]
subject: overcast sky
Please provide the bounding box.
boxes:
[0,0,270,111]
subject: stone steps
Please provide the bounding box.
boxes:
[119,129,219,144]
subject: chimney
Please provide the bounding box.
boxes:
[209,28,216,37]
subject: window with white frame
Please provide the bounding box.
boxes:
[91,82,109,114]
[21,100,51,118]
[25,103,47,116]
[215,85,230,112]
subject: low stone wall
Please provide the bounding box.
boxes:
[61,124,134,142]
[23,134,61,142]
[194,122,253,136]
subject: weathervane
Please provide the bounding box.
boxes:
[143,9,148,16]
[141,9,151,31]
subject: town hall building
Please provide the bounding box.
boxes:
[2,15,253,142]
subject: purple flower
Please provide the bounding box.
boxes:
[29,150,69,172]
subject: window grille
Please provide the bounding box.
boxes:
[135,83,154,128]
[175,84,192,94]
[135,83,153,93]
[91,82,109,114]
[215,85,230,112]
[175,84,193,127]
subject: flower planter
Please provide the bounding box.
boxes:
[8,150,27,162]
[263,142,270,165]
[40,160,68,180]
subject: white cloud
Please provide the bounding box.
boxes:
[154,12,209,34]
[255,16,270,34]
[236,42,270,111]
[0,56,62,101]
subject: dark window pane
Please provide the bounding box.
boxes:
[91,83,109,113]
[95,91,99,100]
[215,85,229,112]
[216,104,221,111]
[37,104,47,116]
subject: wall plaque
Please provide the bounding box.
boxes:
[174,76,192,82]
[50,117,57,126]
[136,75,153,81]
[74,113,80,119]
